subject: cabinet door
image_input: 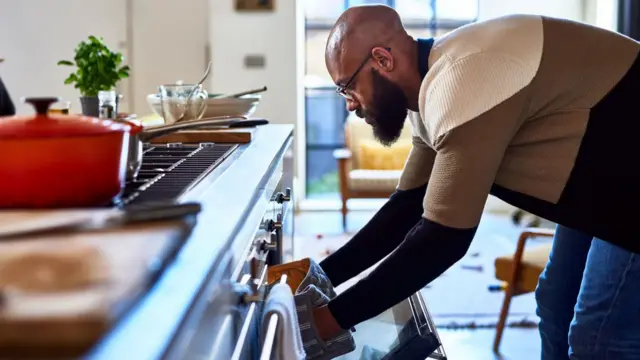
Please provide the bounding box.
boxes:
[0,0,128,114]
[130,0,209,115]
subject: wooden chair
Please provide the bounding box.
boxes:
[333,113,413,230]
[492,227,555,353]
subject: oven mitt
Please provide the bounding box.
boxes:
[295,284,356,360]
[267,257,337,299]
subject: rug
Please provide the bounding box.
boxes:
[294,213,551,329]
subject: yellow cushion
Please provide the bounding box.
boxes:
[494,243,552,293]
[357,140,412,170]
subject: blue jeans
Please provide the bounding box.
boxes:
[535,225,640,360]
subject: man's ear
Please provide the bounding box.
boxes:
[371,47,393,71]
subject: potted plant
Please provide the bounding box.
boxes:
[57,35,130,116]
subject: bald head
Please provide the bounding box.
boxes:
[324,5,423,145]
[325,5,405,73]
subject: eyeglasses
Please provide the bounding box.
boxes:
[336,47,391,99]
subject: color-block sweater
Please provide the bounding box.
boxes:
[320,14,640,330]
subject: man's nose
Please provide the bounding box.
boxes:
[346,99,359,112]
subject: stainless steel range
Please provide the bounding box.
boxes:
[115,143,238,206]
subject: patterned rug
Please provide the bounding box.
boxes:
[294,213,550,329]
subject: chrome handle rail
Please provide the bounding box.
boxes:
[259,274,288,360]
[230,259,268,360]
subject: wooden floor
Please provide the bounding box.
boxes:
[294,209,542,360]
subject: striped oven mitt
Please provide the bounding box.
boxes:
[267,258,356,359]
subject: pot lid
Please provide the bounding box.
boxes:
[0,97,130,139]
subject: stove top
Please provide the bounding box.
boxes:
[115,143,238,207]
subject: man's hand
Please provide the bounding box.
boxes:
[313,305,343,341]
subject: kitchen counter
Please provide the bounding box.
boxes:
[84,124,295,359]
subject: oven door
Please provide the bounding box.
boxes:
[336,291,447,360]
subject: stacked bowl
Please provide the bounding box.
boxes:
[147,92,261,121]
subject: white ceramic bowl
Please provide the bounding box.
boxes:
[147,93,260,120]
[202,94,261,118]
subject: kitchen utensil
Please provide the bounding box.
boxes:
[116,115,259,181]
[187,61,212,100]
[0,202,202,240]
[171,62,213,124]
[226,119,268,128]
[159,84,208,124]
[201,119,269,129]
[0,97,131,208]
[215,86,267,99]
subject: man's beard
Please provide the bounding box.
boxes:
[356,68,409,146]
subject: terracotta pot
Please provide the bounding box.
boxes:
[0,97,131,208]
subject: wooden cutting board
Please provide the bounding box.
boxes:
[149,127,256,144]
[0,213,192,358]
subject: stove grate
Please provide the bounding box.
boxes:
[116,143,238,206]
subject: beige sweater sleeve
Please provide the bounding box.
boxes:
[424,88,528,229]
[397,136,437,191]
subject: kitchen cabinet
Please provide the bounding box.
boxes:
[0,0,210,115]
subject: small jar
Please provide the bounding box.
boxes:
[98,90,117,119]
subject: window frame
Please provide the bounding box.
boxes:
[304,0,479,30]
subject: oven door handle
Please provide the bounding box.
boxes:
[259,314,279,360]
[230,259,268,360]
[258,274,287,360]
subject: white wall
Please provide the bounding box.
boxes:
[0,0,128,114]
[0,0,210,116]
[208,0,306,200]
[130,0,210,115]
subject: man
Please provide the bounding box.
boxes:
[0,58,16,116]
[313,4,640,360]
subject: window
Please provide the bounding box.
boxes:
[304,0,345,22]
[302,0,478,200]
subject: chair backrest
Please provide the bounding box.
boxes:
[344,112,413,169]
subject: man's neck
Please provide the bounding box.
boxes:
[405,37,435,112]
[402,38,425,112]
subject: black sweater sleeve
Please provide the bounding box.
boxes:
[0,76,15,116]
[319,183,428,288]
[327,217,476,330]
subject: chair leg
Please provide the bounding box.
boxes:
[341,198,348,231]
[493,284,516,353]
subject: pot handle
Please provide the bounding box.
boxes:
[22,97,60,115]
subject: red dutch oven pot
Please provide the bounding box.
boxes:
[0,97,131,208]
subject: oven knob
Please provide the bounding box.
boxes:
[266,220,275,232]
[266,219,282,232]
[275,188,291,203]
[259,238,277,252]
